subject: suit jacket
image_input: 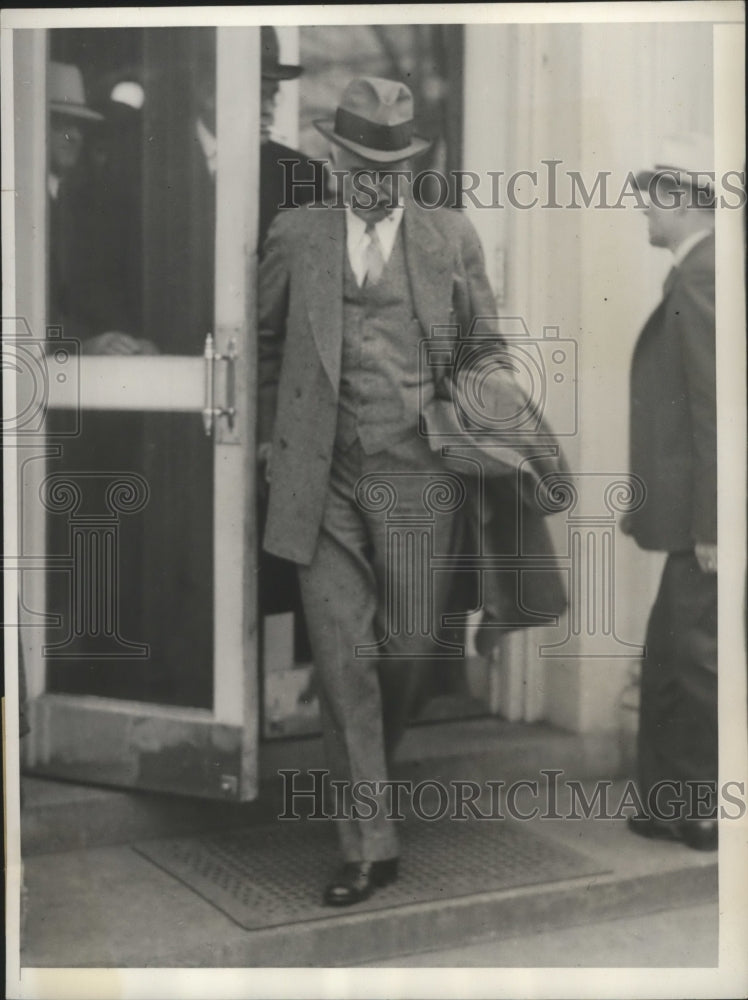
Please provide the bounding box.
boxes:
[629,232,716,551]
[258,198,553,568]
[260,140,323,250]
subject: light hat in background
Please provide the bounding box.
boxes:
[634,132,715,199]
[48,62,103,121]
[314,76,432,164]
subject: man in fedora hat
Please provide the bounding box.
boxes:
[48,61,155,356]
[192,27,321,253]
[625,133,718,851]
[258,25,322,245]
[258,76,528,905]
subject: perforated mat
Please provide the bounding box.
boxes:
[134,816,607,931]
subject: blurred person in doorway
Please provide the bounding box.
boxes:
[48,61,156,355]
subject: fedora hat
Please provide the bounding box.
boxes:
[48,62,103,122]
[635,132,715,197]
[314,76,432,164]
[261,26,302,81]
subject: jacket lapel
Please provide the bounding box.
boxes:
[403,202,455,336]
[303,209,345,393]
[302,202,455,392]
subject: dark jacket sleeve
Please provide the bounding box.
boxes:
[257,213,293,445]
[674,267,717,544]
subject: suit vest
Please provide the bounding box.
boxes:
[336,228,434,454]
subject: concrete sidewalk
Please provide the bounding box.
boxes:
[367,903,718,967]
[20,778,717,968]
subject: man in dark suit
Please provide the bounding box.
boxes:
[258,77,562,905]
[626,134,718,851]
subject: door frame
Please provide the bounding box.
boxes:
[12,26,262,800]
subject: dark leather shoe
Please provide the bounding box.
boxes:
[627,815,718,851]
[323,858,399,907]
[627,815,681,842]
[678,818,718,851]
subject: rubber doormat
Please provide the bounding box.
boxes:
[134,817,608,931]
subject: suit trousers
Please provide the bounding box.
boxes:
[297,431,458,862]
[637,551,718,817]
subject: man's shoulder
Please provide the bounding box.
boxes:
[413,202,477,242]
[678,231,715,281]
[410,202,480,242]
[265,203,341,242]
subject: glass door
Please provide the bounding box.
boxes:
[13,26,261,800]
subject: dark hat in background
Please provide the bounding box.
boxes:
[48,62,103,121]
[314,76,432,164]
[261,26,303,81]
[634,133,715,203]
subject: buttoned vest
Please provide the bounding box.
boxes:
[336,228,434,454]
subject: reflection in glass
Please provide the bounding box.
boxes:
[46,28,215,708]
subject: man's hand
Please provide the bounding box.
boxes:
[257,442,272,484]
[82,332,160,356]
[695,542,718,574]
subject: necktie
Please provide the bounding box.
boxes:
[363,222,386,287]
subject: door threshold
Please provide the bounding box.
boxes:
[22,718,631,856]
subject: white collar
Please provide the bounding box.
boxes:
[672,228,712,268]
[48,174,60,200]
[344,206,404,287]
[345,204,404,249]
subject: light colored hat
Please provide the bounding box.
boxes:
[314,76,431,164]
[48,62,103,121]
[635,132,715,194]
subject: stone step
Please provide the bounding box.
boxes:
[20,778,717,967]
[22,719,630,855]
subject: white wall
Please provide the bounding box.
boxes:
[463,21,714,732]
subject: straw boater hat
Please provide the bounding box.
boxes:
[261,26,302,81]
[634,133,715,201]
[314,76,432,164]
[48,62,103,121]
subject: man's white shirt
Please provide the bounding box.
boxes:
[345,206,404,287]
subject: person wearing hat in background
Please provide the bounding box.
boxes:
[48,61,156,355]
[258,76,513,905]
[257,26,323,247]
[625,133,718,851]
[192,27,321,253]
